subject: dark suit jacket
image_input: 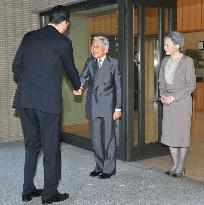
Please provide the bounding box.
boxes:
[80,56,121,120]
[134,61,139,91]
[12,25,81,115]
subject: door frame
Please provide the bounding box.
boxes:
[120,0,177,161]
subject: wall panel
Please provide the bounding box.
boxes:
[188,0,202,31]
[182,0,189,31]
[202,0,204,28]
[177,0,183,31]
[0,0,39,142]
[31,0,85,12]
[145,8,158,36]
[88,11,118,36]
[88,1,204,34]
[178,0,204,32]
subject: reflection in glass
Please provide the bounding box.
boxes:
[133,8,139,145]
[133,7,164,145]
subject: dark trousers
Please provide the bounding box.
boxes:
[134,90,138,110]
[90,116,116,175]
[19,108,61,200]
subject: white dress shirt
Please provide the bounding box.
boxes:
[97,55,106,68]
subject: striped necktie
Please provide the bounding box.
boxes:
[98,59,102,69]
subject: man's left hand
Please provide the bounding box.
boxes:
[113,111,121,120]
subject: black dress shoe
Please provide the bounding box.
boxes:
[22,189,42,202]
[98,173,112,179]
[42,192,69,204]
[165,170,175,175]
[172,170,185,178]
[89,170,101,177]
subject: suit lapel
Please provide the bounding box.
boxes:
[100,56,109,72]
[162,55,185,85]
[92,56,113,83]
[172,55,185,84]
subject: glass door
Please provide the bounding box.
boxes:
[133,7,161,146]
[132,1,173,160]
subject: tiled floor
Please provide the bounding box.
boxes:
[140,110,204,182]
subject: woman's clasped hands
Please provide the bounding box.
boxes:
[160,95,175,105]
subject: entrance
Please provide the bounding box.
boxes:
[119,0,177,161]
[39,0,177,162]
[130,1,204,182]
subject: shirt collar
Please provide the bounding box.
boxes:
[98,55,106,64]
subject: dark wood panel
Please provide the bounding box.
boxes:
[188,0,202,31]
[177,0,183,31]
[182,0,189,31]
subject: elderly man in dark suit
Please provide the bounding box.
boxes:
[12,5,81,204]
[75,36,121,179]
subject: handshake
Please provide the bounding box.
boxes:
[73,87,83,96]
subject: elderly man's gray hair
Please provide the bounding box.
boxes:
[93,36,109,50]
[165,31,184,52]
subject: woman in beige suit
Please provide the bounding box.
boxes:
[159,31,196,177]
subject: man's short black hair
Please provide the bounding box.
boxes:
[49,5,70,24]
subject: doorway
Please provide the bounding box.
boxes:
[122,0,177,161]
[131,1,204,182]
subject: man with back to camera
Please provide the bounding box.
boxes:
[74,36,122,179]
[12,5,81,204]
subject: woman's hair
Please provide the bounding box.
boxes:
[165,31,184,52]
[49,5,70,24]
[92,36,109,50]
